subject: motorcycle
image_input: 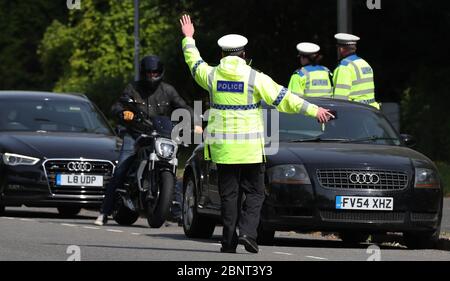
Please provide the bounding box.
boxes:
[112,96,178,228]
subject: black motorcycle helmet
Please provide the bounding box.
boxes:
[139,55,164,89]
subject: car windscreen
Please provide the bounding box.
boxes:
[0,99,113,135]
[267,106,401,146]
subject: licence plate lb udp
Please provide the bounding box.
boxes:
[336,196,393,211]
[56,174,103,187]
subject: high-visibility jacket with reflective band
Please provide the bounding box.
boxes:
[182,37,319,164]
[288,65,332,98]
[332,54,380,109]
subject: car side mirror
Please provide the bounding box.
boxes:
[401,134,416,147]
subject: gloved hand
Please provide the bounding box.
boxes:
[122,111,134,121]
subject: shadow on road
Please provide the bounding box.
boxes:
[44,242,241,255]
[2,209,96,220]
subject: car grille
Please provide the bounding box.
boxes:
[316,169,408,190]
[320,210,405,223]
[43,159,115,200]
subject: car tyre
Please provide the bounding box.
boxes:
[257,223,275,245]
[339,231,370,245]
[0,205,5,216]
[57,207,81,217]
[182,175,216,239]
[113,197,139,226]
[404,228,440,249]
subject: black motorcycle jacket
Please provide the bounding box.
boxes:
[112,81,199,138]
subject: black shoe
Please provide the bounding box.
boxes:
[220,247,236,253]
[238,235,259,253]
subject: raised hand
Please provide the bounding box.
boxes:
[179,14,195,38]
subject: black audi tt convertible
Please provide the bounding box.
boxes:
[0,91,120,216]
[181,98,443,249]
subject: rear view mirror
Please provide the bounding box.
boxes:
[401,134,416,147]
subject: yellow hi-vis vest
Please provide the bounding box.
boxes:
[288,65,332,98]
[332,54,380,109]
[182,37,319,164]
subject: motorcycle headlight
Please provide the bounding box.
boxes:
[2,153,40,166]
[267,164,311,185]
[155,138,178,159]
[414,168,440,188]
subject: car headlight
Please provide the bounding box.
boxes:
[2,153,40,166]
[155,138,178,159]
[267,164,311,185]
[414,168,440,188]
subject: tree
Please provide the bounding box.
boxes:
[38,0,176,116]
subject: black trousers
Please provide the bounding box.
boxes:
[217,163,265,249]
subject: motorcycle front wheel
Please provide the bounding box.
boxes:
[146,170,174,228]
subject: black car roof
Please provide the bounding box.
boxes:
[0,90,89,102]
[263,97,379,113]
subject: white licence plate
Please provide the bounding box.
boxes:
[336,196,393,211]
[56,174,103,187]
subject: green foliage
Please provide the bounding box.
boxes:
[435,162,450,196]
[0,1,68,90]
[401,67,450,161]
[38,0,176,116]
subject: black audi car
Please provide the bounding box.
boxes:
[0,91,120,216]
[182,98,443,249]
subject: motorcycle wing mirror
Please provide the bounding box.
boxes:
[120,96,144,105]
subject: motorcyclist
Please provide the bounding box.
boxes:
[95,55,202,225]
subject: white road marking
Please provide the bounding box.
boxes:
[274,251,293,256]
[306,255,328,260]
[131,233,141,236]
[83,226,100,230]
[106,229,123,233]
[2,217,16,220]
[20,218,34,222]
[61,223,77,227]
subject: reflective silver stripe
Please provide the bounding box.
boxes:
[350,88,375,96]
[304,89,333,94]
[335,84,351,90]
[183,44,197,52]
[348,61,361,80]
[302,67,311,89]
[334,95,349,100]
[247,69,257,104]
[206,132,263,140]
[207,68,215,105]
[353,77,373,85]
[299,100,311,114]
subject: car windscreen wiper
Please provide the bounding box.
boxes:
[342,136,399,143]
[289,137,351,143]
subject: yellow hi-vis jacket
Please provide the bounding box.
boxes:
[182,37,319,164]
[288,65,332,98]
[332,54,380,109]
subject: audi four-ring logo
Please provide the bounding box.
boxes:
[67,161,92,172]
[349,172,380,184]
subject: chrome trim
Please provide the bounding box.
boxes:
[42,158,116,196]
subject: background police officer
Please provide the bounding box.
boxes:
[288,42,332,98]
[180,15,333,253]
[333,33,380,109]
